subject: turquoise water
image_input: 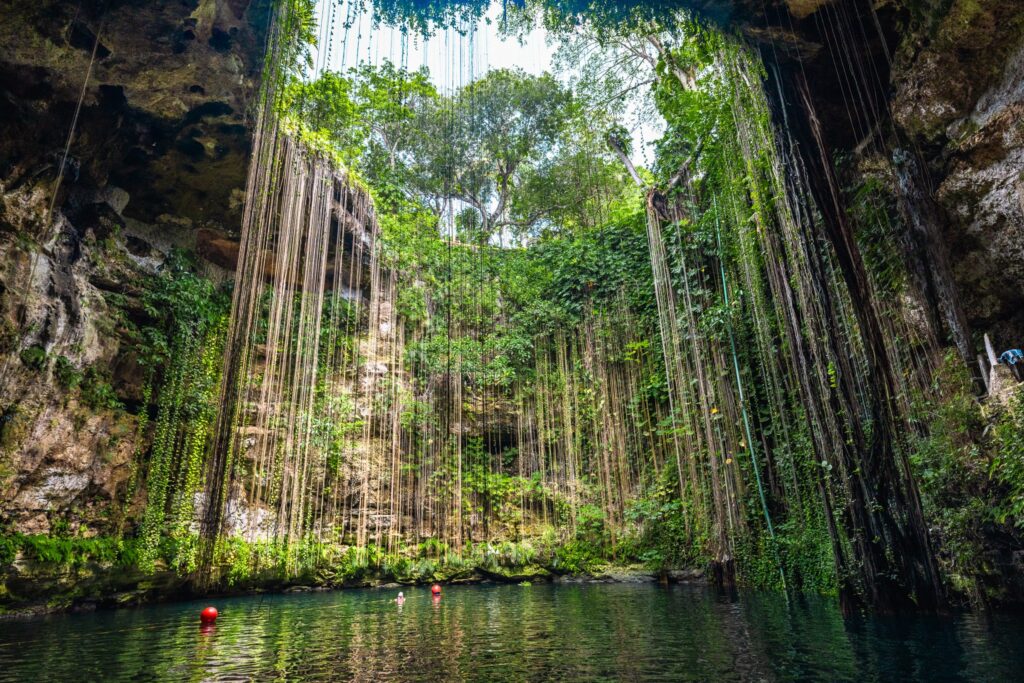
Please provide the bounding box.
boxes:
[1,583,1023,681]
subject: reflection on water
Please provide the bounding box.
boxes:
[1,583,1023,681]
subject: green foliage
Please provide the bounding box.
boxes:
[368,0,701,35]
[574,503,608,549]
[136,320,226,572]
[53,355,81,390]
[101,0,991,601]
[351,60,438,194]
[286,59,631,237]
[531,201,653,323]
[277,0,319,76]
[369,0,491,32]
[212,536,297,586]
[848,176,907,296]
[0,533,18,566]
[268,49,661,585]
[18,345,46,371]
[1,534,140,570]
[993,388,1024,527]
[281,71,364,163]
[132,252,230,572]
[735,534,784,591]
[79,367,124,411]
[909,353,1011,600]
[138,250,229,364]
[463,463,532,534]
[625,464,698,569]
[418,537,450,558]
[479,539,539,568]
[772,516,836,594]
[552,539,601,573]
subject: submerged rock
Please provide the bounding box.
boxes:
[590,568,658,583]
[666,568,706,583]
[478,564,552,583]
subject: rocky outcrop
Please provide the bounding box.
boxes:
[754,0,1024,351]
[0,0,269,237]
[890,0,1024,345]
[0,0,272,537]
[0,179,144,535]
[934,42,1024,344]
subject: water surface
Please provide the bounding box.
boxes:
[2,583,1023,681]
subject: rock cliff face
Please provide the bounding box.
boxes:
[890,0,1024,345]
[0,0,268,236]
[0,0,270,538]
[738,0,1024,360]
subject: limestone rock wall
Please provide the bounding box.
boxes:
[890,0,1024,346]
[0,189,142,536]
[0,0,268,235]
[0,0,271,536]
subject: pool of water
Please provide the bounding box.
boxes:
[2,583,1023,681]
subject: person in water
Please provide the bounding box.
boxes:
[395,591,405,605]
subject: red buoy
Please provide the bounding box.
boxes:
[200,606,218,624]
[431,584,442,596]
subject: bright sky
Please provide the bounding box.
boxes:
[311,0,553,93]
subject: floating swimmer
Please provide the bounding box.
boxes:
[395,591,405,605]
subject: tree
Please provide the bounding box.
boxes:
[285,63,632,240]
[280,62,439,199]
[281,71,365,163]
[350,61,438,194]
[410,68,574,238]
[405,67,634,240]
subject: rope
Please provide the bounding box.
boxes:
[1,9,105,386]
[713,194,787,592]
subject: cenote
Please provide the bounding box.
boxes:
[2,583,1024,682]
[2,0,1024,678]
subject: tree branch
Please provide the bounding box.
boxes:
[606,132,644,188]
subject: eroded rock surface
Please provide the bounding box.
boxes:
[0,0,269,237]
[0,0,271,536]
[891,0,1024,344]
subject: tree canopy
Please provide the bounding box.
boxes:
[283,61,637,240]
